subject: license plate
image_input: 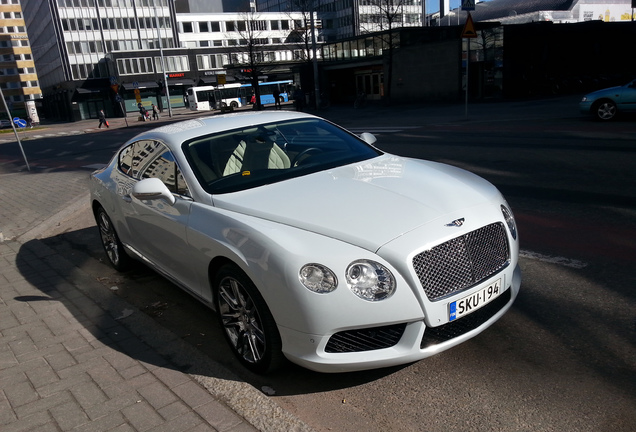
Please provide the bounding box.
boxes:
[449,279,503,321]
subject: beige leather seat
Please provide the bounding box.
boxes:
[223,139,290,176]
[223,140,247,176]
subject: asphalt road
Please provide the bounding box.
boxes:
[6,97,635,431]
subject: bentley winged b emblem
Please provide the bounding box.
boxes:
[445,218,465,227]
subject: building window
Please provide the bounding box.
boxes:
[116,57,154,75]
[196,54,219,70]
[183,22,193,33]
[199,22,209,32]
[251,20,267,31]
[154,55,189,73]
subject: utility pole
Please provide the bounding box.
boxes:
[310,4,320,109]
[0,87,30,171]
[154,1,172,117]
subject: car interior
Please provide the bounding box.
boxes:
[184,119,381,194]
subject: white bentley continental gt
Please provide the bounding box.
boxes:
[90,111,521,373]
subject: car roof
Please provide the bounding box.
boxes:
[128,111,319,148]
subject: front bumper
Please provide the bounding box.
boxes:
[279,263,521,373]
[579,100,593,114]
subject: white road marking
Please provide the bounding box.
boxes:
[520,249,588,269]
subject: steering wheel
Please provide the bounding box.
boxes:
[292,147,323,167]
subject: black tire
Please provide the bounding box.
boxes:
[214,264,283,374]
[594,100,617,121]
[95,206,132,271]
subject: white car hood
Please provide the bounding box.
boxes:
[212,155,501,252]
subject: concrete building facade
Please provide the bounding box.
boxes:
[0,0,42,122]
[20,0,317,121]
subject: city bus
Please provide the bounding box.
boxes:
[186,83,242,111]
[238,80,293,106]
[187,80,293,111]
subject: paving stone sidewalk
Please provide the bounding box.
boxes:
[0,111,314,432]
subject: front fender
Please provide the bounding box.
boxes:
[186,203,425,336]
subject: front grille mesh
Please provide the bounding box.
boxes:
[325,323,407,353]
[413,222,510,301]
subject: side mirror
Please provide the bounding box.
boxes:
[132,178,176,205]
[359,132,377,145]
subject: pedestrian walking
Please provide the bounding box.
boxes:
[293,87,304,112]
[26,115,33,128]
[138,103,148,121]
[152,104,159,120]
[273,88,281,109]
[98,109,109,128]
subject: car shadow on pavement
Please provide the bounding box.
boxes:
[15,228,407,398]
[13,236,250,386]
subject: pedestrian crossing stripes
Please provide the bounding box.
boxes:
[0,130,86,143]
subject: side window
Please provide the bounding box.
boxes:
[119,140,190,197]
[118,143,134,175]
[137,141,191,197]
[118,141,152,178]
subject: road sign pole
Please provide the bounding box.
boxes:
[461,11,477,118]
[0,87,29,171]
[465,41,469,118]
[120,101,129,127]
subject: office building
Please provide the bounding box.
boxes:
[20,0,317,120]
[0,0,42,123]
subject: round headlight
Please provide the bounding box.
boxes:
[299,263,338,293]
[501,204,517,240]
[346,260,396,301]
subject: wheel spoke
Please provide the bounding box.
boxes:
[218,276,266,364]
[98,213,119,265]
[244,330,263,362]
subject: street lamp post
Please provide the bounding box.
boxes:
[310,4,320,109]
[154,1,172,117]
[0,87,30,171]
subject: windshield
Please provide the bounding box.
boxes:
[183,118,382,194]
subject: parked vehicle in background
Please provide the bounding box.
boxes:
[579,79,636,120]
[239,80,292,106]
[89,111,521,374]
[0,119,12,128]
[187,81,293,111]
[186,84,242,111]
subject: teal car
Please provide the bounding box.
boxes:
[579,79,636,121]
